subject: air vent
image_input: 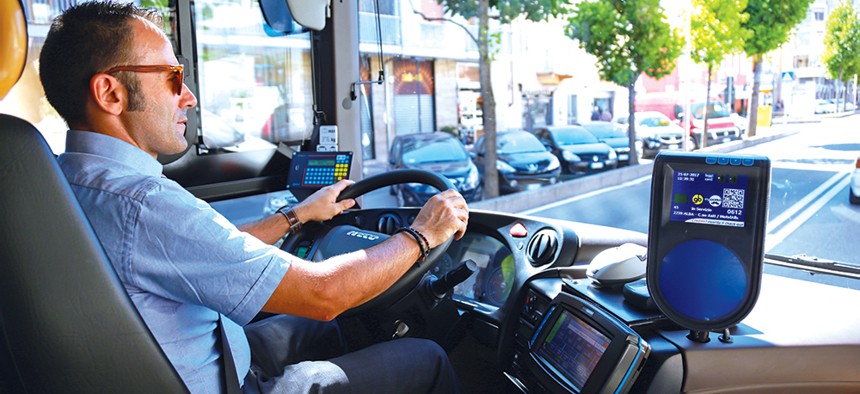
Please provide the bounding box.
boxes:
[376,213,401,235]
[526,229,558,267]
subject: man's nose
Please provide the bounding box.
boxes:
[181,83,198,108]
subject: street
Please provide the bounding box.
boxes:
[213,115,860,268]
[523,115,860,266]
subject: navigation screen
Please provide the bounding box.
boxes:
[536,309,610,391]
[669,170,748,227]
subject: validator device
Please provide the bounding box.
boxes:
[286,151,353,201]
[646,151,770,331]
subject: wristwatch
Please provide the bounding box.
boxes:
[277,206,302,234]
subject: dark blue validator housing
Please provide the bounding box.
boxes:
[646,151,770,331]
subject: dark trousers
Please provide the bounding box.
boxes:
[242,315,462,393]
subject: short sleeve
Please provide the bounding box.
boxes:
[129,179,290,325]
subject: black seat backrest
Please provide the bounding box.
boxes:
[0,114,188,393]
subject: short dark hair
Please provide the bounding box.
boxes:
[39,1,162,125]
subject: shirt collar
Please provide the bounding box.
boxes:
[65,130,163,177]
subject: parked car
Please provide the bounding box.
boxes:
[828,99,855,113]
[388,132,481,206]
[579,121,632,165]
[815,99,836,114]
[472,130,560,194]
[633,111,690,158]
[636,94,741,148]
[851,157,860,205]
[533,126,617,174]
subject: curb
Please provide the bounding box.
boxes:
[469,127,800,213]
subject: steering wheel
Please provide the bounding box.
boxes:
[281,169,456,315]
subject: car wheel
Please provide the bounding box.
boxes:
[850,189,860,205]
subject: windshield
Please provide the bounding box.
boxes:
[497,132,548,154]
[691,102,732,119]
[2,0,858,282]
[581,122,626,139]
[402,136,468,164]
[552,127,599,145]
[638,113,672,127]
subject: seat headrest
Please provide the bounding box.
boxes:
[0,0,27,100]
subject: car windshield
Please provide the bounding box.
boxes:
[581,122,626,139]
[497,132,548,154]
[402,136,468,164]
[551,127,599,145]
[690,102,732,119]
[638,114,671,127]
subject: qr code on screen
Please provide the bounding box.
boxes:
[722,188,745,209]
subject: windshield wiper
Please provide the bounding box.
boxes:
[765,253,860,278]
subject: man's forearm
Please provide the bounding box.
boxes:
[238,213,289,245]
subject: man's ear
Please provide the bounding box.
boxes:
[89,73,126,116]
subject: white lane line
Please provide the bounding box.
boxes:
[518,175,651,216]
[765,174,851,252]
[766,171,850,232]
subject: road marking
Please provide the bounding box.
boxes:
[518,175,651,215]
[766,171,849,231]
[765,173,850,252]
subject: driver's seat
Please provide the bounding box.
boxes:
[0,1,187,392]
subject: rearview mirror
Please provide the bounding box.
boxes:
[259,0,308,35]
[284,0,329,31]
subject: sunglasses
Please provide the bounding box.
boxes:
[103,64,185,95]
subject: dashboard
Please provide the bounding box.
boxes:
[283,207,860,393]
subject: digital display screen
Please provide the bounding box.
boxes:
[287,152,352,189]
[669,170,748,227]
[536,309,611,391]
[308,159,336,167]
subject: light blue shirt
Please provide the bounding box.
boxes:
[58,130,290,393]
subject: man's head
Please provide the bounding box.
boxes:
[40,1,197,157]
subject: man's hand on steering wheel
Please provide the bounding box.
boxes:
[411,189,469,248]
[293,180,357,223]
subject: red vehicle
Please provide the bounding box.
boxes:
[636,94,742,149]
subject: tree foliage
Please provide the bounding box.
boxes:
[822,1,860,83]
[690,0,749,68]
[565,0,683,163]
[743,0,812,56]
[741,0,813,136]
[689,0,749,147]
[435,0,569,198]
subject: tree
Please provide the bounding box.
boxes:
[741,0,813,137]
[689,0,749,148]
[565,0,683,164]
[430,0,570,199]
[822,1,860,113]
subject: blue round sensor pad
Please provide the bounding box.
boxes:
[659,239,747,323]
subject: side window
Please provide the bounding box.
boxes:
[476,137,485,155]
[537,130,551,146]
[389,140,400,164]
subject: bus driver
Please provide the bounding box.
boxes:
[39,2,468,393]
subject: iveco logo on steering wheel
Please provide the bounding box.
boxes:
[346,230,380,241]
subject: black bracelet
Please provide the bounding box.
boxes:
[411,227,430,252]
[395,227,427,263]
